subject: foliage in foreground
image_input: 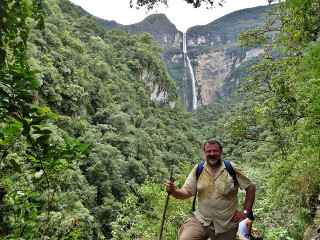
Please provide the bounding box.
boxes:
[227,0,319,238]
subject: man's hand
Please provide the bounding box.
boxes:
[166,180,175,194]
[232,210,247,224]
[165,181,192,199]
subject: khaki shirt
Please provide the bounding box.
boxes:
[182,160,254,235]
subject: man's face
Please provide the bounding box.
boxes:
[204,143,222,167]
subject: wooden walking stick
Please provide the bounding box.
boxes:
[159,168,173,240]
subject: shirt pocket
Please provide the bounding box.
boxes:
[220,176,237,196]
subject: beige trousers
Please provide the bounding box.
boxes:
[178,215,237,240]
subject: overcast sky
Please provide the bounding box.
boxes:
[69,0,269,32]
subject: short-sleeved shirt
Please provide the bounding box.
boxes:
[182,160,254,235]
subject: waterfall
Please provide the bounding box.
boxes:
[186,55,197,110]
[183,32,187,54]
[183,32,197,110]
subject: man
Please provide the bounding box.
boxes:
[166,139,256,240]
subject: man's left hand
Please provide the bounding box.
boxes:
[232,210,247,224]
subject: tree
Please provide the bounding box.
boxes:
[130,0,225,10]
[0,1,90,238]
[0,0,45,167]
[237,0,320,145]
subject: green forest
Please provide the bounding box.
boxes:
[0,0,319,239]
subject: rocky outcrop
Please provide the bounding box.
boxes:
[140,69,176,108]
[194,48,264,106]
[163,32,183,48]
[195,50,234,105]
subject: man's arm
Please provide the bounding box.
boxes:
[243,184,256,215]
[166,180,192,199]
[232,184,256,224]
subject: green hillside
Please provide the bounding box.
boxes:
[0,0,202,238]
[188,5,275,45]
[118,13,180,46]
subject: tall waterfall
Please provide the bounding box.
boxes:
[183,32,197,110]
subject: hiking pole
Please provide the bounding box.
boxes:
[159,168,173,240]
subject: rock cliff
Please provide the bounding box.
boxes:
[139,69,176,108]
[194,47,264,105]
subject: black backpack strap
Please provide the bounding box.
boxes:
[192,161,204,211]
[196,161,204,179]
[223,159,238,186]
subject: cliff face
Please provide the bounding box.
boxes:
[140,69,176,108]
[195,50,236,105]
[163,32,182,48]
[195,47,264,105]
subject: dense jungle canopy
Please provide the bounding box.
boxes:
[0,0,319,239]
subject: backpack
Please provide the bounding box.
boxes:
[192,159,238,211]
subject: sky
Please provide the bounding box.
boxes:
[69,0,269,32]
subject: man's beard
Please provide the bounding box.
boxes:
[207,156,222,166]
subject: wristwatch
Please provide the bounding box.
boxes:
[243,210,248,215]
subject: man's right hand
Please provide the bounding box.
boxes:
[166,180,175,194]
[165,181,192,199]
